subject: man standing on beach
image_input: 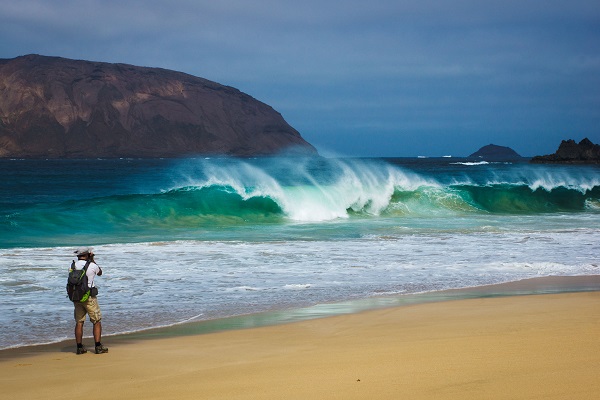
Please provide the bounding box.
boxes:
[71,247,108,355]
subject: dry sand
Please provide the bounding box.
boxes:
[1,289,599,399]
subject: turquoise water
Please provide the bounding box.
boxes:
[1,157,599,349]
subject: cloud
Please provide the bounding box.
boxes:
[1,0,599,156]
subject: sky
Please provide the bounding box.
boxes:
[1,1,599,157]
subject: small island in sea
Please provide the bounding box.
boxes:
[530,138,600,164]
[468,144,523,161]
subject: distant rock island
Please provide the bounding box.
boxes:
[530,138,600,164]
[0,55,317,158]
[468,144,523,160]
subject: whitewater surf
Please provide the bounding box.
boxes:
[1,157,598,349]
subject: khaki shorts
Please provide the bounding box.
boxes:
[74,296,102,324]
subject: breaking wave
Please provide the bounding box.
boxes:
[1,157,598,247]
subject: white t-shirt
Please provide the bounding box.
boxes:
[73,259,101,288]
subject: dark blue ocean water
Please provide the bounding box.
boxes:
[1,157,599,349]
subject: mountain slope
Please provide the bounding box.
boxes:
[0,55,316,158]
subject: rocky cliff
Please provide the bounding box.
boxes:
[530,138,600,164]
[0,55,316,158]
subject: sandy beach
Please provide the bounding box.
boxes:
[1,283,599,399]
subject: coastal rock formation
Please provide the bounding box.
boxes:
[0,55,317,158]
[530,138,600,164]
[468,144,522,160]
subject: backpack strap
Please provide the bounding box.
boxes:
[71,259,92,271]
[82,259,92,286]
[72,259,92,282]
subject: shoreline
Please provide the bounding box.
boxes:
[1,278,599,399]
[2,274,599,359]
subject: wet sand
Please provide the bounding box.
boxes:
[1,277,599,399]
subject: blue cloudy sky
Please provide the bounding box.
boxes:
[1,0,599,156]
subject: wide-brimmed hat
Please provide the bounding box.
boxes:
[74,247,93,256]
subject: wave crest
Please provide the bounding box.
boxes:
[3,159,599,243]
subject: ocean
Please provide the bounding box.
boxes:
[1,156,599,349]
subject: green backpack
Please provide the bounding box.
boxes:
[66,260,92,302]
